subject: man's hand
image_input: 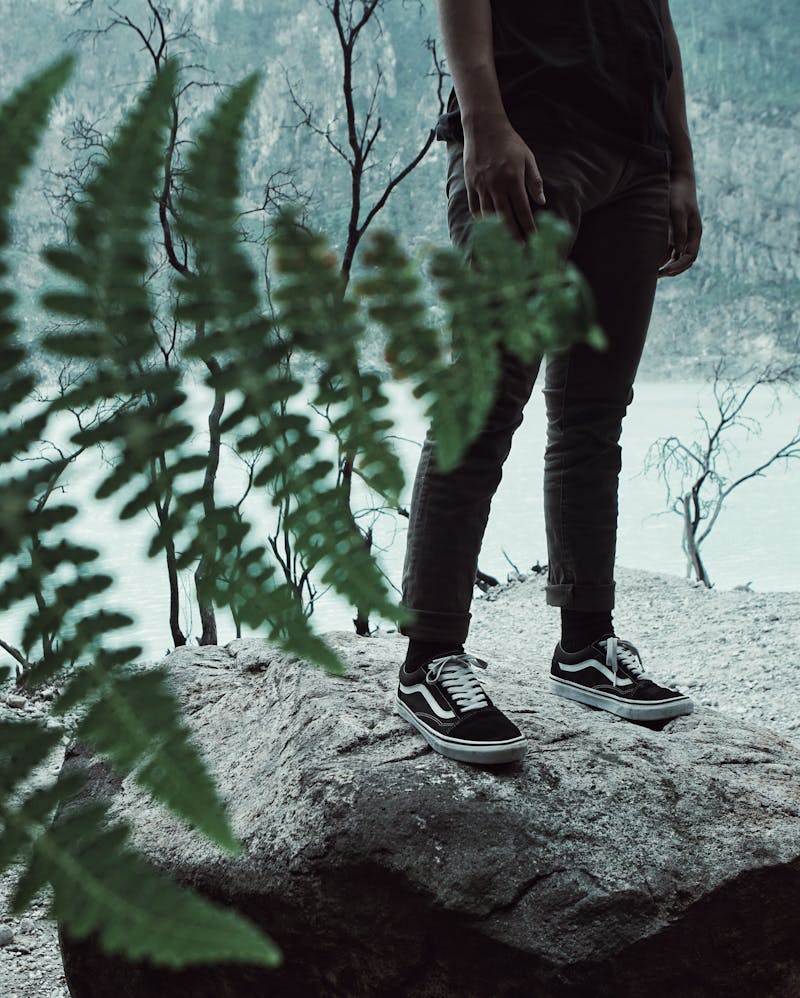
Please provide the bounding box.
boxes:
[657,172,702,278]
[462,115,546,246]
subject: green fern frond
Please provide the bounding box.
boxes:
[0,542,97,628]
[183,504,347,675]
[43,61,178,361]
[165,70,350,664]
[0,55,75,245]
[174,72,262,331]
[0,57,84,689]
[0,791,280,968]
[354,212,606,473]
[40,59,195,539]
[470,212,607,359]
[74,661,240,852]
[0,412,52,464]
[1,55,75,538]
[171,84,401,647]
[0,466,69,560]
[270,206,405,503]
[361,222,507,472]
[0,719,64,798]
[354,228,446,383]
[29,58,205,722]
[19,59,246,857]
[229,399,401,625]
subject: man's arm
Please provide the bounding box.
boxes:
[435,0,545,242]
[435,0,506,131]
[660,0,694,179]
[657,0,702,278]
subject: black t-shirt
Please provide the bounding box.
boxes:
[435,0,674,167]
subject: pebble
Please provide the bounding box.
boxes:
[0,925,13,946]
[18,919,35,935]
[6,696,26,709]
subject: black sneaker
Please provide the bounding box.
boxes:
[395,652,527,764]
[549,632,694,721]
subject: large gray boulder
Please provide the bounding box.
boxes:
[58,626,800,997]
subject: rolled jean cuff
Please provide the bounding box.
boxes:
[545,581,616,611]
[397,606,472,644]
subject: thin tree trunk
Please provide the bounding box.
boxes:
[340,450,372,635]
[153,456,186,647]
[682,495,712,588]
[352,523,373,637]
[164,533,186,647]
[195,368,224,645]
[29,532,55,662]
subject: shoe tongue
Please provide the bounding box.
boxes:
[595,635,648,681]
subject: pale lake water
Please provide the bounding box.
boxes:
[3,378,799,663]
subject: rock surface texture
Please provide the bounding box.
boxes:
[57,619,800,998]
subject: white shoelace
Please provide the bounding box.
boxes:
[600,635,650,686]
[426,653,490,713]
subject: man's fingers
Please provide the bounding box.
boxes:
[685,212,702,256]
[524,158,546,206]
[467,185,493,219]
[657,251,695,278]
[658,208,701,276]
[509,184,538,240]
[473,187,495,220]
[657,223,674,268]
[492,192,527,245]
[671,213,688,255]
[684,234,701,259]
[469,186,531,246]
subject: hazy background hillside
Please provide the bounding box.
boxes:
[1,0,798,377]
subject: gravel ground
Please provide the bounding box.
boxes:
[2,564,799,997]
[0,742,70,998]
[469,564,800,735]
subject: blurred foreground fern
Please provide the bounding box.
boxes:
[0,57,603,969]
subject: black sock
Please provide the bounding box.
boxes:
[560,608,614,652]
[404,638,465,674]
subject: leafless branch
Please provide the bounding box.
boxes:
[644,355,800,585]
[0,638,30,672]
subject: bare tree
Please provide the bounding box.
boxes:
[284,0,446,281]
[2,364,136,676]
[55,0,225,646]
[282,0,447,634]
[59,1,310,646]
[643,357,800,587]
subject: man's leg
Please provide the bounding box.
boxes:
[399,138,543,654]
[395,137,554,764]
[543,153,694,720]
[542,154,670,620]
[396,329,538,763]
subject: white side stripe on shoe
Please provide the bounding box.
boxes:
[557,659,635,687]
[399,682,457,720]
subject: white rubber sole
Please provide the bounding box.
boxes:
[548,676,694,721]
[395,695,527,765]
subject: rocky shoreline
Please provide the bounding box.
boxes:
[2,565,799,997]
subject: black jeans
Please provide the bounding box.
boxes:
[399,128,671,644]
